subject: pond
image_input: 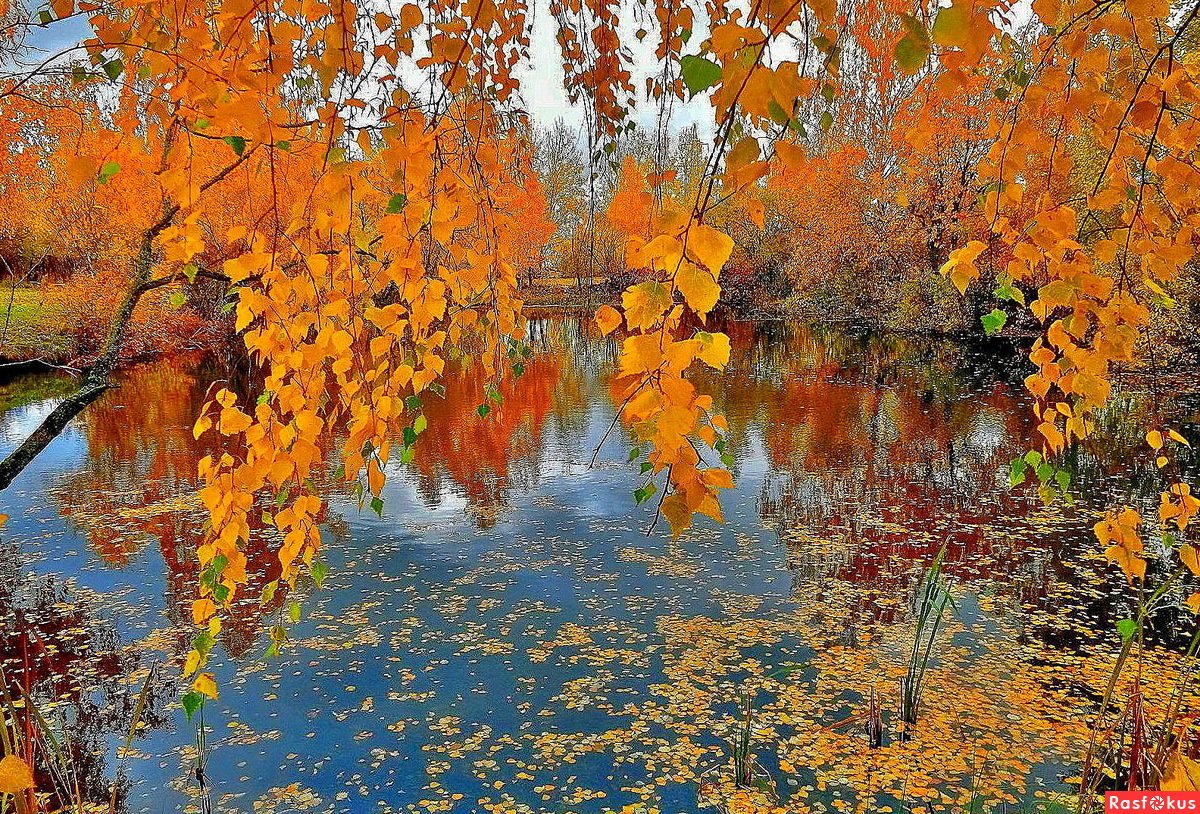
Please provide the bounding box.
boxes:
[1,316,1198,814]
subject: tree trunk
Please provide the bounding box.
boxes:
[0,228,157,490]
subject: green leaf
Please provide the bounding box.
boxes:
[369,496,384,517]
[182,263,199,283]
[1035,462,1054,483]
[767,100,789,125]
[1116,618,1138,643]
[402,426,417,447]
[275,140,291,152]
[97,161,120,184]
[223,135,246,156]
[102,59,124,81]
[1055,469,1071,492]
[476,404,490,418]
[894,15,930,74]
[628,447,642,463]
[193,630,216,656]
[931,1,970,47]
[311,561,328,589]
[400,446,415,464]
[819,111,834,132]
[405,395,422,411]
[288,601,301,623]
[633,483,657,506]
[1008,457,1027,487]
[37,9,52,23]
[994,281,1024,305]
[413,415,427,434]
[181,692,204,722]
[1023,450,1043,467]
[639,461,653,474]
[680,55,722,97]
[981,308,1007,335]
[168,291,186,309]
[386,193,408,214]
[260,580,278,605]
[71,65,87,84]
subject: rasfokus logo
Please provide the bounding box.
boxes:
[1107,792,1200,811]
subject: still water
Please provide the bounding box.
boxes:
[1,317,1196,813]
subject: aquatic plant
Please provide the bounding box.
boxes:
[899,544,954,735]
[0,661,156,814]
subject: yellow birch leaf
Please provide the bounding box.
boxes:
[193,673,219,700]
[622,281,672,332]
[0,755,35,794]
[676,261,720,317]
[687,224,734,275]
[1181,544,1200,577]
[1162,751,1200,790]
[696,332,731,370]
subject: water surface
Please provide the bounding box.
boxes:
[2,318,1196,813]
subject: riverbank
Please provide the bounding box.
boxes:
[0,287,77,366]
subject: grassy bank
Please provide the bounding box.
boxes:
[0,287,77,365]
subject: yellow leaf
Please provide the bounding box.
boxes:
[193,673,219,700]
[676,261,720,317]
[622,281,672,332]
[620,335,664,376]
[1181,544,1200,577]
[0,755,34,794]
[193,414,213,440]
[595,305,623,336]
[696,331,731,370]
[1148,430,1163,450]
[1169,429,1190,447]
[628,234,683,272]
[687,224,734,275]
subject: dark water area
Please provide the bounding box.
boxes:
[2,317,1199,814]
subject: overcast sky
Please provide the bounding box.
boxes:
[20,0,718,142]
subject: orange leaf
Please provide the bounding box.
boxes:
[1163,751,1200,790]
[0,755,34,794]
[595,304,623,336]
